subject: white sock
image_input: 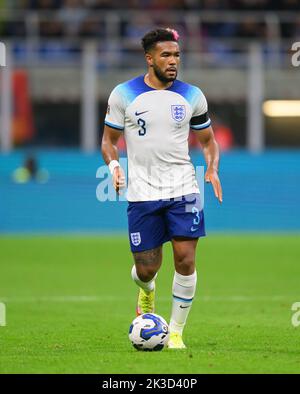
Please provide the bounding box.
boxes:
[169,271,197,335]
[131,265,157,293]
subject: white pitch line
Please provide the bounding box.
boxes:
[0,295,298,303]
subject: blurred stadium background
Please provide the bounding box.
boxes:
[0,0,300,374]
[0,0,300,232]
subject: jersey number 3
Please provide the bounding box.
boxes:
[137,118,146,136]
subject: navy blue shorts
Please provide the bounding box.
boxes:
[127,193,205,253]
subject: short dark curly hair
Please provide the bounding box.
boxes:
[141,28,180,53]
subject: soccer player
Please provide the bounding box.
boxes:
[101,28,222,349]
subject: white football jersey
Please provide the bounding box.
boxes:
[105,75,211,202]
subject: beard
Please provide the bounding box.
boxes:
[152,63,177,83]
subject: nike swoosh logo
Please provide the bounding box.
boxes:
[180,305,190,309]
[135,110,149,116]
[191,226,198,232]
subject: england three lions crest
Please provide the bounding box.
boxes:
[171,105,186,122]
[131,232,141,246]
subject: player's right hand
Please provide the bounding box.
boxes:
[112,166,126,194]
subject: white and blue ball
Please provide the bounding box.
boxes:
[129,313,169,351]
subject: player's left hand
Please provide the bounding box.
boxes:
[205,168,223,203]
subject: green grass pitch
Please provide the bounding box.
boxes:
[0,235,300,374]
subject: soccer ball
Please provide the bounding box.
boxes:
[129,313,169,351]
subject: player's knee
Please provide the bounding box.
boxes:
[136,266,157,282]
[175,255,195,276]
